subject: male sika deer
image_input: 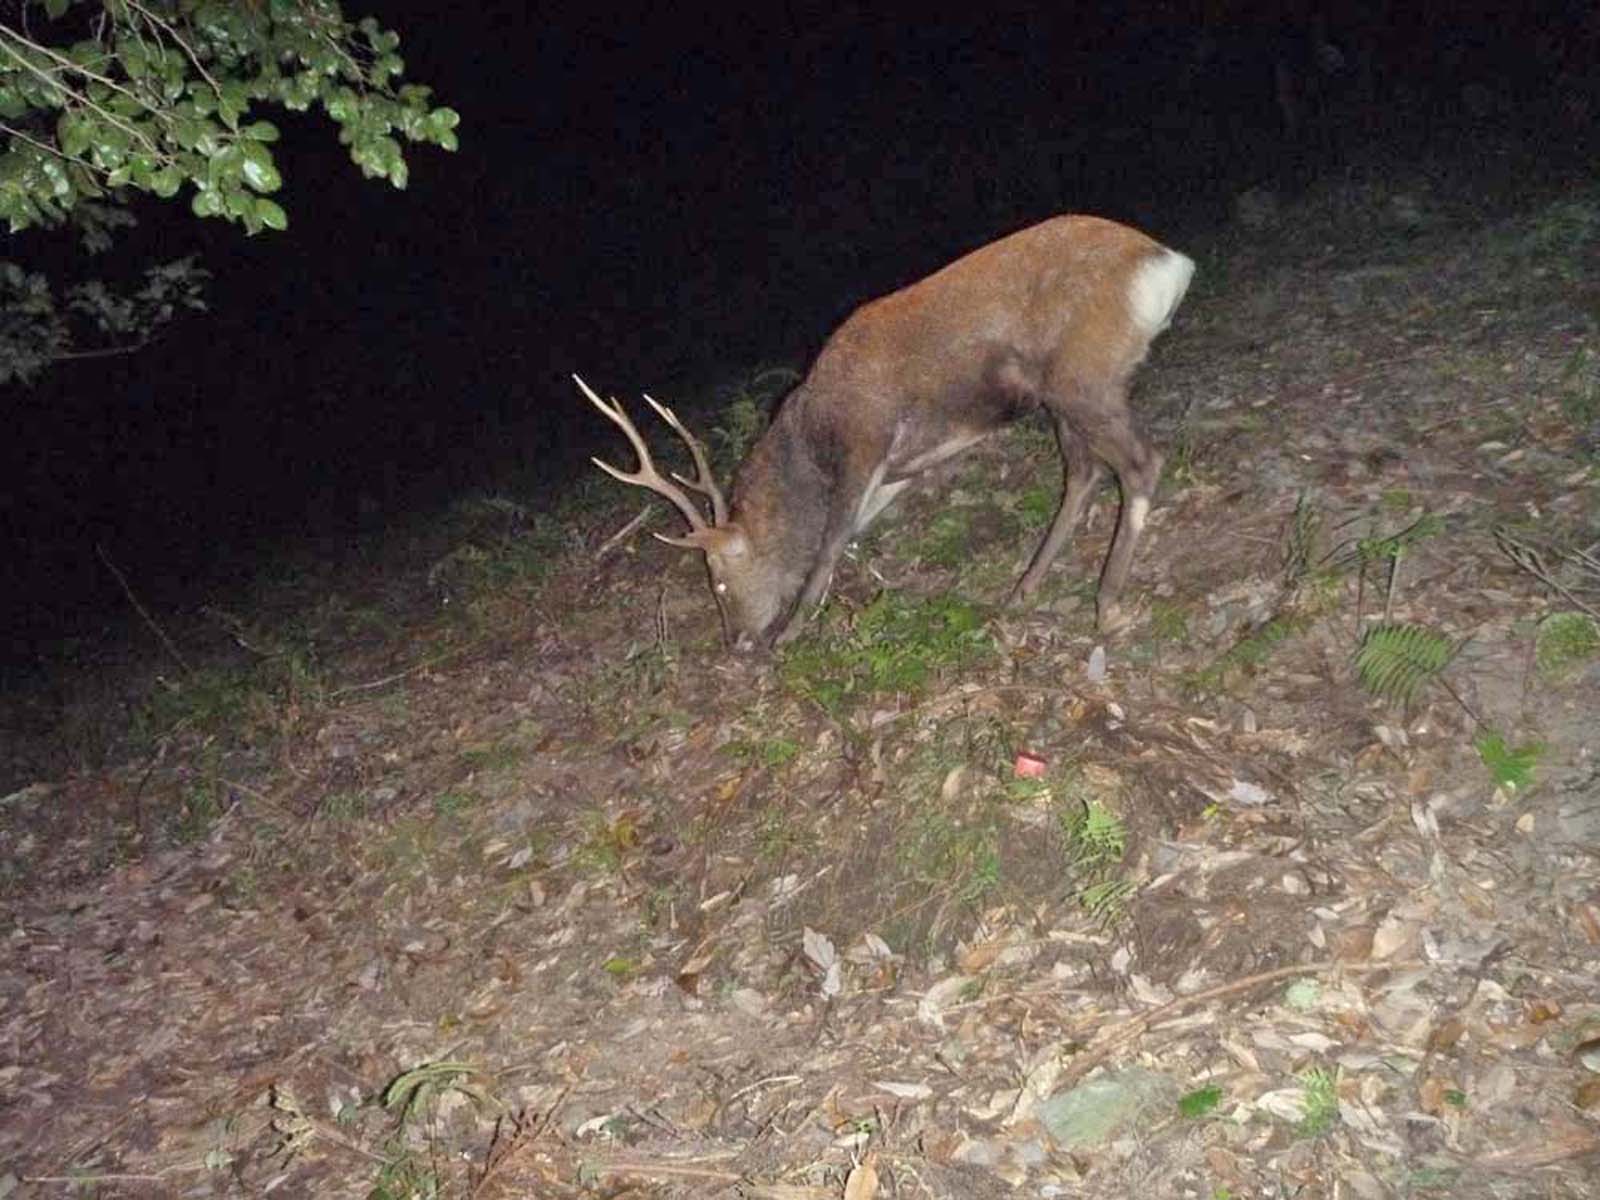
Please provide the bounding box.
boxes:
[580,214,1193,647]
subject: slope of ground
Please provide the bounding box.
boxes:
[3,162,1600,1198]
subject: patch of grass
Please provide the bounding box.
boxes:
[1516,197,1600,284]
[322,791,368,820]
[1148,599,1190,643]
[1379,487,1415,513]
[433,790,475,817]
[429,500,571,619]
[1536,611,1600,679]
[1015,482,1059,530]
[1558,347,1599,433]
[780,592,995,716]
[170,779,226,844]
[460,739,528,773]
[721,735,803,768]
[754,805,802,861]
[911,508,975,568]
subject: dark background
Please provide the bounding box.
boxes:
[3,1,1596,669]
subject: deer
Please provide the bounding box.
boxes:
[578,213,1193,649]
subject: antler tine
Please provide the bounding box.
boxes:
[574,375,709,533]
[642,394,729,525]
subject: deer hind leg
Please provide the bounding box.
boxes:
[1086,403,1163,634]
[1013,413,1107,601]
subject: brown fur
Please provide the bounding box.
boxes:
[587,215,1193,647]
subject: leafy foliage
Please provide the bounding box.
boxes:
[1353,622,1454,705]
[0,252,206,382]
[0,0,459,234]
[1178,1084,1223,1119]
[1535,611,1600,679]
[1473,730,1542,793]
[1295,1067,1340,1138]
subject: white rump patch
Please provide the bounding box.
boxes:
[1127,248,1195,337]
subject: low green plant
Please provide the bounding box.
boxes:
[1015,483,1059,530]
[433,791,474,817]
[710,366,796,467]
[898,808,1001,904]
[1535,611,1600,679]
[913,508,975,567]
[1558,346,1599,431]
[1179,1084,1224,1119]
[1473,731,1542,793]
[1517,198,1600,283]
[780,592,995,715]
[1295,1066,1340,1137]
[381,1061,500,1122]
[170,780,226,844]
[1282,492,1322,590]
[721,735,803,767]
[1354,622,1455,705]
[1186,612,1309,694]
[1148,599,1190,643]
[1061,798,1127,871]
[1060,797,1132,923]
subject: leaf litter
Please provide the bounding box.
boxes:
[3,166,1600,1198]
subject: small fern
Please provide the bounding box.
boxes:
[1473,731,1542,793]
[1061,799,1128,871]
[1282,492,1322,589]
[1354,622,1454,704]
[1079,877,1135,925]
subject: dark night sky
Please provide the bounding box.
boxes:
[2,1,1595,664]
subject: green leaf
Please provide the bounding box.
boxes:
[57,112,90,158]
[1179,1085,1222,1119]
[44,0,71,18]
[190,187,223,218]
[241,120,280,143]
[1353,623,1455,705]
[238,142,281,192]
[1473,731,1542,793]
[254,196,287,230]
[149,166,183,198]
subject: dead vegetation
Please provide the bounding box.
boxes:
[3,164,1600,1198]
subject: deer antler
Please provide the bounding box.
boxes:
[575,375,723,534]
[641,393,729,525]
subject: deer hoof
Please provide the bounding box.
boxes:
[1096,601,1134,636]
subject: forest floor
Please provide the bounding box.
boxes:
[3,161,1600,1199]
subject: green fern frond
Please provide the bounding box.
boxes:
[1354,622,1455,704]
[1473,731,1542,793]
[1283,492,1322,588]
[1061,799,1128,871]
[1079,877,1134,925]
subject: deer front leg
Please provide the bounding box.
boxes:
[770,459,892,645]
